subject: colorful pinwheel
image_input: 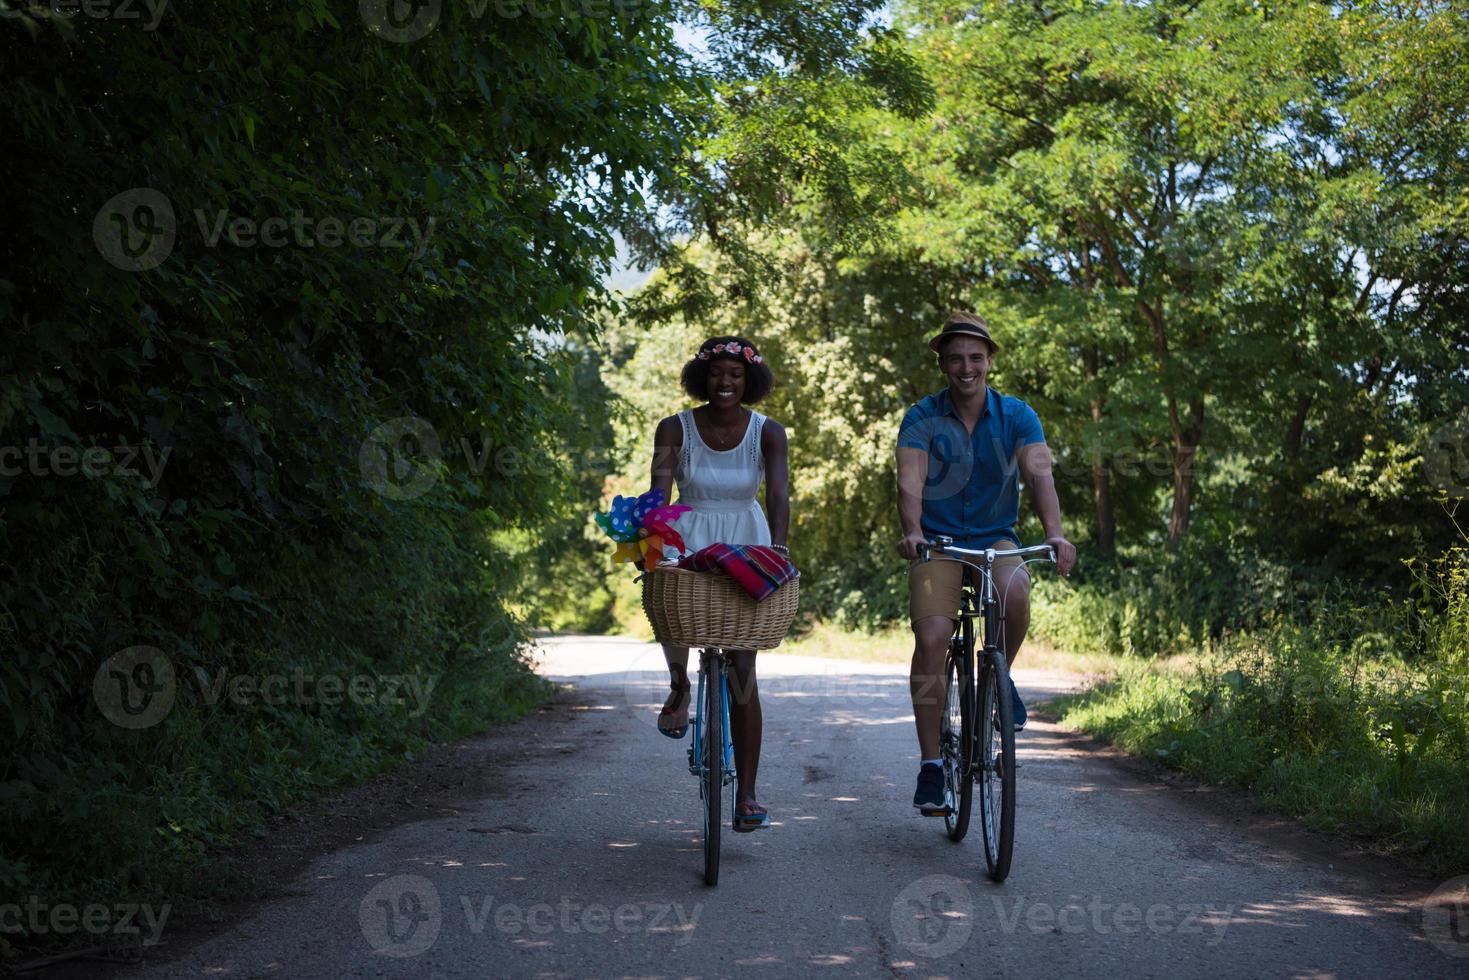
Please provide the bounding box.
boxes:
[595,487,691,570]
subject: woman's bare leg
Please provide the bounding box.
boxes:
[659,644,691,732]
[726,649,763,809]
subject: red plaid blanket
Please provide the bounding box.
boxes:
[677,544,798,601]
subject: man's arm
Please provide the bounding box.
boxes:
[1018,441,1076,576]
[896,446,930,560]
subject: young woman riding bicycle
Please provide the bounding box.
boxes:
[648,336,790,831]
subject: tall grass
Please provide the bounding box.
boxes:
[1053,542,1469,874]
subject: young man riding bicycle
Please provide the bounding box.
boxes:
[896,312,1077,814]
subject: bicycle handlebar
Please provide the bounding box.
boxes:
[918,537,1057,566]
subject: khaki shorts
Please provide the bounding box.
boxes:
[909,548,1029,624]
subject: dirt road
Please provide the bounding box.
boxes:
[115,635,1461,978]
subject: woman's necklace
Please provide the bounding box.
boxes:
[697,407,748,451]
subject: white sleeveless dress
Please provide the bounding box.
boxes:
[668,408,772,555]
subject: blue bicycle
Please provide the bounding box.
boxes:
[688,647,736,886]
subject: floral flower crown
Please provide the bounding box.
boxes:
[697,341,763,365]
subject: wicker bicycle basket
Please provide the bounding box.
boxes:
[641,565,800,650]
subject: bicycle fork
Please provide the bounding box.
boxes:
[688,652,737,786]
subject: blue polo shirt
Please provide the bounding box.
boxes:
[898,386,1046,549]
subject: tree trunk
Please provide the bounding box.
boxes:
[1083,345,1115,555]
[1283,393,1311,459]
[1166,397,1205,549]
[1093,457,1116,555]
[1135,296,1202,550]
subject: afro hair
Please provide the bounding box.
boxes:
[680,336,774,405]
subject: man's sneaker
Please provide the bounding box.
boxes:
[1011,680,1027,732]
[913,763,951,815]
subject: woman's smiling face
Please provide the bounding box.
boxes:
[706,357,747,407]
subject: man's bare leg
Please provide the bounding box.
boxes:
[910,615,954,760]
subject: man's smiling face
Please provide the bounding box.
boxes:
[938,335,993,397]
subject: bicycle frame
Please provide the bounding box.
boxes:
[928,541,1056,643]
[923,538,1055,879]
[689,649,736,787]
[924,539,1056,774]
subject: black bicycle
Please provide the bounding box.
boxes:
[688,647,735,886]
[919,536,1056,882]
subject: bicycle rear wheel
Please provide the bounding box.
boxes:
[942,639,973,841]
[701,649,723,886]
[977,650,1016,881]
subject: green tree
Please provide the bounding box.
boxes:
[0,0,898,953]
[610,0,1467,622]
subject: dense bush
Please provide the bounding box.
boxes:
[1056,538,1469,873]
[0,0,690,957]
[1029,539,1307,658]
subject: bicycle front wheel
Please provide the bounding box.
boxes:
[942,640,973,841]
[701,649,723,886]
[977,650,1016,881]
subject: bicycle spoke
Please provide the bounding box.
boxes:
[942,642,974,841]
[701,650,722,886]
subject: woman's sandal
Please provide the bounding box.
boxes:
[732,799,770,832]
[656,685,691,739]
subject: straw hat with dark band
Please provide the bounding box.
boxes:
[928,311,1000,354]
